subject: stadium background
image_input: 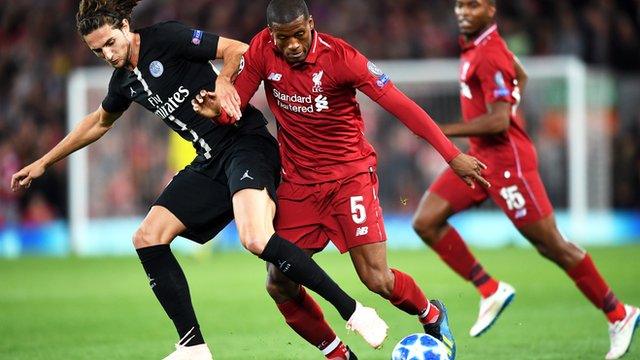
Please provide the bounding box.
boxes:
[1,0,639,255]
[1,1,640,359]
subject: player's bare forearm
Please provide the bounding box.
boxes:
[216,38,249,83]
[442,102,511,137]
[215,37,248,119]
[11,108,118,191]
[40,108,118,168]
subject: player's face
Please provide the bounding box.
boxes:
[455,0,496,37]
[84,21,131,69]
[269,15,315,64]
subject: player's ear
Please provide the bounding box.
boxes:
[268,27,276,43]
[308,16,314,31]
[121,18,130,33]
[487,3,497,18]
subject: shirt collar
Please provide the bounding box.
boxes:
[459,23,498,51]
[303,30,320,64]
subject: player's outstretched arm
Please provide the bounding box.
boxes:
[440,101,511,137]
[10,106,121,191]
[215,37,249,121]
[374,85,490,188]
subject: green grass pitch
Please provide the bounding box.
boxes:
[1,246,639,359]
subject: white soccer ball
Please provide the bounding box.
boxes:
[391,333,450,360]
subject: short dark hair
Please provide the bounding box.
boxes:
[266,0,309,27]
[76,0,142,36]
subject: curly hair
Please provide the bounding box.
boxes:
[76,0,142,36]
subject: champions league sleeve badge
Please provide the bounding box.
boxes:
[493,71,510,97]
[149,60,164,78]
[192,29,203,46]
[368,61,390,88]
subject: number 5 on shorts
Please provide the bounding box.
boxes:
[350,196,367,224]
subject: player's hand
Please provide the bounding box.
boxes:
[449,153,490,189]
[192,90,224,119]
[214,77,242,121]
[10,161,46,192]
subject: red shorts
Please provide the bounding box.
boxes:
[429,166,553,228]
[274,170,387,253]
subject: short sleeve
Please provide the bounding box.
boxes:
[156,21,220,62]
[475,51,516,105]
[337,41,392,101]
[101,71,131,113]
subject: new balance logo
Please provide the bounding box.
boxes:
[240,170,254,181]
[355,226,369,236]
[268,72,283,81]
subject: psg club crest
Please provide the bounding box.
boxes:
[149,61,164,78]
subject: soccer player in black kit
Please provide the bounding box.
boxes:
[10,1,387,358]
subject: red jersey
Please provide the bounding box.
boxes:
[459,25,537,171]
[232,28,460,184]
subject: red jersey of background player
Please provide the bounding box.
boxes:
[231,28,461,184]
[460,24,537,171]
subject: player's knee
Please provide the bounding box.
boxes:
[412,215,439,244]
[239,229,268,255]
[241,236,267,256]
[132,226,163,249]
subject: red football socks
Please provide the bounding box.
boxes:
[388,268,439,323]
[419,300,441,325]
[432,227,499,298]
[276,287,338,351]
[567,254,626,323]
[325,341,350,360]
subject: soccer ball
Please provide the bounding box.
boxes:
[391,333,450,360]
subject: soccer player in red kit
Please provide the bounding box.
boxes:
[192,0,490,358]
[411,1,639,359]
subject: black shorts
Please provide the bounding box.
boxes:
[153,131,280,243]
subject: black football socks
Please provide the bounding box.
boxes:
[136,244,205,346]
[259,234,357,320]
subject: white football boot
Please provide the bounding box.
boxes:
[606,305,640,359]
[345,302,389,349]
[469,281,516,337]
[163,328,213,360]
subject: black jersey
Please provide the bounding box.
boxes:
[101,21,267,162]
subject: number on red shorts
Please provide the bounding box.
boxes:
[350,196,367,224]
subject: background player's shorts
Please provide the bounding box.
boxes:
[154,132,280,243]
[429,166,553,228]
[275,169,387,253]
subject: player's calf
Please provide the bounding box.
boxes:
[357,267,395,298]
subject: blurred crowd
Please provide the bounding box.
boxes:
[1,0,639,226]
